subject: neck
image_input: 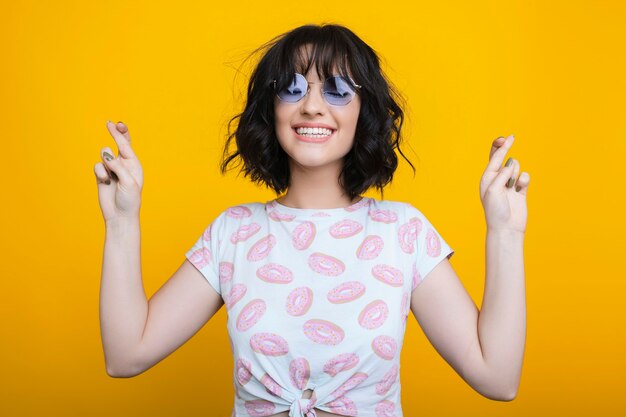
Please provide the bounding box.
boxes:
[277,160,361,209]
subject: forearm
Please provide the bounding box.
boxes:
[99,217,148,375]
[478,228,526,397]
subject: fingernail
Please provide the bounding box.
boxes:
[507,177,515,188]
[103,151,114,161]
[505,157,513,167]
[515,185,521,192]
[107,120,112,124]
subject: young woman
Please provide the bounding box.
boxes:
[96,24,529,417]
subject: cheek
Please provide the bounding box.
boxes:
[343,105,361,134]
[273,107,288,137]
[274,103,294,126]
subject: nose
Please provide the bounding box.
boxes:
[300,84,326,116]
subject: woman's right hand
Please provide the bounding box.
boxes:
[94,121,144,223]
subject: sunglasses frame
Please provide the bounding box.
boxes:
[271,73,362,106]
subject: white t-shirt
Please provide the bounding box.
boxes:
[186,197,454,417]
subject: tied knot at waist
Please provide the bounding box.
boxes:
[289,397,317,417]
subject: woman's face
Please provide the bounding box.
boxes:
[273,64,361,172]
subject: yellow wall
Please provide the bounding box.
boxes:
[1,0,624,415]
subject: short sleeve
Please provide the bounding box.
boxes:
[184,212,226,295]
[411,207,455,290]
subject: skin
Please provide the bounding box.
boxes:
[269,61,365,417]
[95,62,530,416]
[411,134,529,403]
[273,58,362,210]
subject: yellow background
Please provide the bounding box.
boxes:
[1,0,624,415]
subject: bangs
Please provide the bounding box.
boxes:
[221,23,411,199]
[273,27,358,91]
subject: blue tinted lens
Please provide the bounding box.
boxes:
[276,73,308,103]
[323,76,356,106]
[275,73,357,105]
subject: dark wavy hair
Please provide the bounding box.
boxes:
[220,23,414,199]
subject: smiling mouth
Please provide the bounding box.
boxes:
[292,127,336,143]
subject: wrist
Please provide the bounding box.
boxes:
[487,227,525,239]
[105,216,140,233]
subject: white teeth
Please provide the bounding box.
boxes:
[295,127,333,136]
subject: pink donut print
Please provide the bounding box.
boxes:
[235,357,253,385]
[371,335,397,360]
[358,300,389,329]
[256,263,294,284]
[224,283,247,310]
[219,261,234,284]
[308,252,346,276]
[376,364,398,395]
[268,210,296,222]
[368,209,398,224]
[323,352,360,377]
[289,357,311,390]
[412,263,420,291]
[250,332,290,356]
[230,222,261,244]
[425,228,442,257]
[303,319,345,345]
[227,206,252,218]
[286,286,314,316]
[202,223,213,242]
[247,234,276,261]
[292,221,316,250]
[329,219,363,238]
[326,395,358,416]
[372,264,404,287]
[244,399,276,417]
[260,372,282,397]
[401,291,410,323]
[236,299,266,331]
[188,247,211,269]
[398,217,422,254]
[345,197,371,212]
[356,235,384,260]
[375,400,396,417]
[327,281,366,304]
[330,372,368,399]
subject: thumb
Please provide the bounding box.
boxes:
[101,149,135,186]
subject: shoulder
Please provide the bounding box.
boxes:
[222,201,266,218]
[367,198,424,220]
[210,201,267,227]
[196,201,267,244]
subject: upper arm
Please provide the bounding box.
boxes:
[128,213,227,376]
[132,258,224,376]
[410,258,502,399]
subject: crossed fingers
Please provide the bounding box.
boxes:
[488,134,530,194]
[95,121,135,185]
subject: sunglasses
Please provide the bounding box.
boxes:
[271,73,362,106]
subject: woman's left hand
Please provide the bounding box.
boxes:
[479,135,530,234]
